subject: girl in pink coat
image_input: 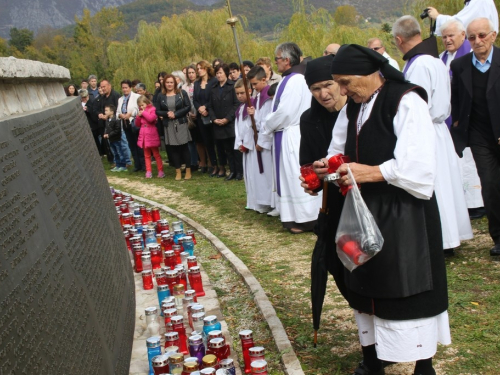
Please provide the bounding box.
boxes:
[136,96,165,178]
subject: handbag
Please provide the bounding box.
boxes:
[187,115,196,129]
[201,115,211,125]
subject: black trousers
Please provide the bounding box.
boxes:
[124,126,145,170]
[98,127,113,162]
[170,144,191,169]
[198,119,218,167]
[216,137,242,174]
[91,128,101,154]
[469,129,500,243]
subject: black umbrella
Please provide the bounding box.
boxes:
[311,181,347,347]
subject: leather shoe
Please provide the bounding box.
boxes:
[225,173,235,181]
[235,173,243,180]
[209,168,218,177]
[200,166,207,173]
[469,207,486,219]
[490,243,500,256]
[353,362,385,375]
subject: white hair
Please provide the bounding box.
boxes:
[171,70,186,85]
[392,15,421,40]
[439,19,466,35]
[466,17,496,35]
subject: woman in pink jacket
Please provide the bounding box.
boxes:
[136,96,165,178]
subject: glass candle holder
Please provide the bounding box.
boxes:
[188,266,205,297]
[171,315,189,355]
[164,331,181,349]
[142,252,152,272]
[152,354,170,375]
[182,237,194,257]
[176,265,188,290]
[249,347,265,363]
[145,306,160,337]
[191,312,206,336]
[133,244,144,273]
[300,163,321,190]
[219,358,236,375]
[169,353,184,374]
[158,219,169,233]
[166,269,180,295]
[186,229,197,245]
[148,243,163,270]
[187,256,197,270]
[174,284,186,310]
[201,355,218,370]
[163,308,178,328]
[164,250,177,270]
[250,360,268,375]
[155,270,168,286]
[185,289,198,303]
[162,233,173,252]
[239,330,255,374]
[142,270,154,290]
[152,207,161,222]
[207,330,223,342]
[207,337,230,362]
[172,245,183,265]
[157,284,171,314]
[182,361,199,375]
[146,336,162,375]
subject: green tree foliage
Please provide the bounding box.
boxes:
[8,28,34,53]
[107,9,274,88]
[0,38,8,57]
[333,5,359,27]
[381,23,392,34]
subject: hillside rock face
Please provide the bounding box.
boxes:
[0,0,136,38]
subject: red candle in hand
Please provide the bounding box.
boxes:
[300,163,321,190]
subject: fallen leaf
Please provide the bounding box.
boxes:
[209,253,222,260]
[471,302,479,306]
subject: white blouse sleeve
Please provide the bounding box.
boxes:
[379,91,436,200]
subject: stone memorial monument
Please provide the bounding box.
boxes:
[0,57,135,374]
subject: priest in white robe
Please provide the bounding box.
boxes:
[393,15,473,253]
[262,42,321,233]
[313,43,451,375]
[427,0,499,36]
[439,18,485,214]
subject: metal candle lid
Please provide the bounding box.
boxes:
[183,296,194,305]
[185,290,196,298]
[171,315,184,324]
[157,284,170,292]
[173,284,185,292]
[141,270,153,276]
[183,361,199,371]
[200,368,216,375]
[147,243,161,251]
[145,306,158,316]
[146,228,156,235]
[169,353,184,364]
[159,219,169,225]
[186,229,194,235]
[250,360,268,372]
[182,236,193,243]
[164,308,178,318]
[208,338,225,349]
[123,224,133,231]
[202,354,218,367]
[166,270,179,278]
[203,315,218,326]
[174,229,183,235]
[146,336,161,348]
[123,230,129,236]
[249,346,265,356]
[239,329,253,339]
[192,312,206,322]
[162,302,176,312]
[165,250,175,257]
[165,345,179,354]
[189,266,201,274]
[187,256,197,262]
[189,335,203,345]
[165,331,180,341]
[219,358,234,369]
[162,296,175,304]
[141,253,151,261]
[208,330,223,340]
[161,233,171,240]
[191,304,204,313]
[152,354,170,367]
[172,245,182,251]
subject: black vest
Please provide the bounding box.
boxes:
[470,63,494,141]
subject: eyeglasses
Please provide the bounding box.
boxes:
[371,47,383,51]
[274,56,284,62]
[467,31,494,41]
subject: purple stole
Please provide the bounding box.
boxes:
[441,40,471,127]
[272,73,297,196]
[258,85,272,110]
[402,54,422,76]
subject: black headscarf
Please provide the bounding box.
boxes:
[304,55,335,88]
[330,44,406,82]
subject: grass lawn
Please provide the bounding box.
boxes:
[106,156,500,375]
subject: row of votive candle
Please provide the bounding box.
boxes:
[110,188,269,374]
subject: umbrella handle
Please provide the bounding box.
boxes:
[314,329,318,348]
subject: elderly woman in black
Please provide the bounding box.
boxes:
[156,74,192,180]
[207,64,241,180]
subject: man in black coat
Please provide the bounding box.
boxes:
[450,17,500,257]
[79,89,100,153]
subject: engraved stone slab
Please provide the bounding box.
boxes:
[0,98,135,374]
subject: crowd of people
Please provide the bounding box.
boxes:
[68,0,500,373]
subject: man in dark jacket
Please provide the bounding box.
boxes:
[450,17,500,257]
[79,89,100,153]
[98,79,131,167]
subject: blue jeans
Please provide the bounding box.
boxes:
[110,141,127,168]
[120,129,132,165]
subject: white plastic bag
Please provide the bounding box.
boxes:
[335,167,384,271]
